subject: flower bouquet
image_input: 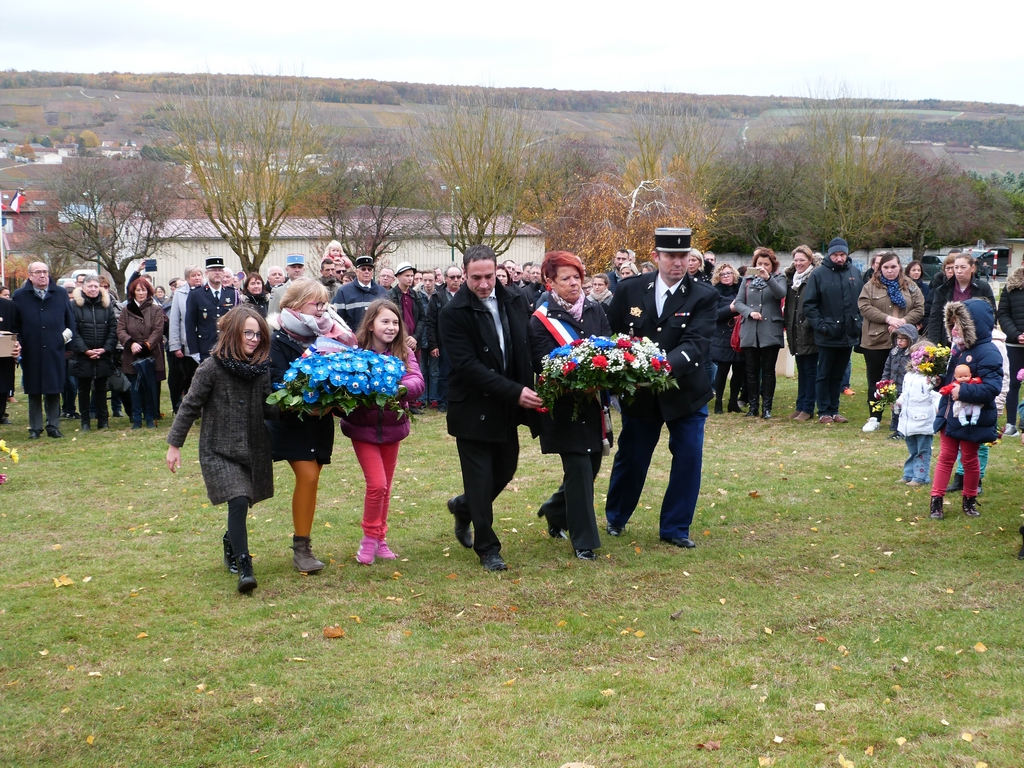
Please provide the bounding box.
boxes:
[872,379,898,409]
[266,339,407,417]
[536,335,677,415]
[909,344,951,389]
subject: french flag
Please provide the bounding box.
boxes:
[9,190,26,213]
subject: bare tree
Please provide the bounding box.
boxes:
[31,159,185,294]
[419,94,542,256]
[170,75,325,274]
[311,131,426,261]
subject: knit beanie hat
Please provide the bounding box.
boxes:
[827,238,849,257]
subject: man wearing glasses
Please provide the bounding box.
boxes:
[331,255,387,331]
[12,262,76,438]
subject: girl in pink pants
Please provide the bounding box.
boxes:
[340,299,424,564]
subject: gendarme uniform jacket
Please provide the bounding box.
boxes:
[185,284,240,360]
[604,272,718,422]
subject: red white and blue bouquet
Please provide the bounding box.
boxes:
[266,338,406,417]
[536,335,677,413]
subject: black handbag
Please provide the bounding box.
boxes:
[107,368,132,393]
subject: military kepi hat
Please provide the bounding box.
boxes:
[354,255,374,268]
[205,256,225,269]
[654,227,692,253]
[286,254,305,266]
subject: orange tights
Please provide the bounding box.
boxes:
[288,460,323,537]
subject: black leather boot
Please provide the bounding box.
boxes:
[762,398,773,420]
[745,400,759,418]
[929,495,944,519]
[962,495,980,518]
[223,532,237,574]
[235,554,257,593]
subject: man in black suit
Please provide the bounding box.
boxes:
[438,245,541,571]
[603,228,718,548]
[185,256,240,362]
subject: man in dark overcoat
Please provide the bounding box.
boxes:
[0,292,20,425]
[12,262,76,438]
[603,228,718,548]
[438,245,542,571]
[185,256,240,362]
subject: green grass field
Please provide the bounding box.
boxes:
[1,368,1021,767]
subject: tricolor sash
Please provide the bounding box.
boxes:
[533,302,581,346]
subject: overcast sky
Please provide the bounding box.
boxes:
[4,0,1023,105]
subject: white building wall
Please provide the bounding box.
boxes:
[146,234,546,287]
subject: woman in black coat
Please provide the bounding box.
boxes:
[529,252,611,561]
[241,273,271,319]
[267,279,357,573]
[710,262,744,414]
[926,253,995,348]
[784,246,819,421]
[69,278,118,430]
[997,265,1024,435]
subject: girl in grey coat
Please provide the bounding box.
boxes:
[733,247,787,419]
[166,306,277,594]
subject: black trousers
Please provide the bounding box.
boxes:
[862,348,891,417]
[538,452,602,550]
[713,359,746,409]
[227,496,250,556]
[0,358,14,421]
[452,429,520,558]
[167,352,198,413]
[76,377,108,423]
[743,345,781,408]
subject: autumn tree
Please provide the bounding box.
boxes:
[31,159,186,294]
[310,131,426,262]
[78,130,100,149]
[418,94,542,256]
[171,75,325,273]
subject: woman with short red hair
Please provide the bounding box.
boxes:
[733,247,786,419]
[529,251,612,561]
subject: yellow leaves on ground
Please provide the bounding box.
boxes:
[136,632,148,639]
[836,754,855,768]
[53,574,74,588]
[322,625,345,639]
[503,679,515,686]
[773,735,784,744]
[86,735,95,745]
[976,762,989,768]
[600,688,615,697]
[759,758,774,767]
[974,642,987,653]
[961,732,974,742]
[719,598,727,605]
[815,702,826,711]
[286,657,308,662]
[348,615,361,624]
[763,627,773,635]
[895,737,907,746]
[556,620,567,627]
[51,544,61,550]
[864,746,874,756]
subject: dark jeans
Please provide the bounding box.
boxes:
[713,359,746,409]
[451,428,520,558]
[606,408,707,540]
[76,377,108,424]
[1006,346,1024,427]
[167,352,198,413]
[815,345,853,417]
[128,363,159,426]
[62,372,78,415]
[434,348,450,407]
[742,345,781,408]
[538,453,603,550]
[794,353,818,414]
[862,348,891,417]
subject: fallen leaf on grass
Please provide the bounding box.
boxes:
[976,762,989,768]
[719,598,726,605]
[695,740,721,750]
[86,735,95,745]
[253,696,263,704]
[961,732,973,742]
[51,544,61,550]
[836,754,854,768]
[974,642,987,653]
[53,575,74,588]
[634,546,642,554]
[946,588,955,593]
[773,735,784,744]
[503,679,515,686]
[82,576,92,583]
[88,672,102,677]
[39,649,49,656]
[749,491,761,499]
[941,719,950,725]
[287,657,308,662]
[759,758,774,767]
[864,746,874,756]
[815,702,826,711]
[136,632,148,639]
[764,627,773,635]
[323,626,345,639]
[600,689,616,697]
[446,573,458,580]
[556,620,567,627]
[634,631,646,638]
[895,737,907,746]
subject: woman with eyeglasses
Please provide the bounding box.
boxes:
[268,279,357,574]
[166,306,277,593]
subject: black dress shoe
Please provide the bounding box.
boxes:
[28,430,41,440]
[46,428,64,439]
[660,536,696,549]
[575,549,596,560]
[480,553,507,571]
[0,415,11,425]
[548,526,569,540]
[606,524,624,536]
[448,497,473,549]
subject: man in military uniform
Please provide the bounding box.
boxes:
[185,256,240,362]
[603,228,718,549]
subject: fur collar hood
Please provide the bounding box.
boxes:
[944,298,994,349]
[1007,266,1024,292]
[72,286,110,308]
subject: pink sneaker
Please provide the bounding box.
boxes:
[356,535,377,565]
[376,540,398,560]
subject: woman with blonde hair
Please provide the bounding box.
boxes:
[268,279,357,573]
[784,245,820,421]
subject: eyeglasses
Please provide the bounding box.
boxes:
[243,330,262,340]
[304,301,327,311]
[30,269,49,275]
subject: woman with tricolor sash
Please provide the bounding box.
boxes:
[528,251,612,561]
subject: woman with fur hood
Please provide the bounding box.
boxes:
[69,275,118,431]
[929,299,1002,520]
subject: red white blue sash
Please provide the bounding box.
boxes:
[533,302,580,345]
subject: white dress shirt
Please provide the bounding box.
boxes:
[654,273,682,317]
